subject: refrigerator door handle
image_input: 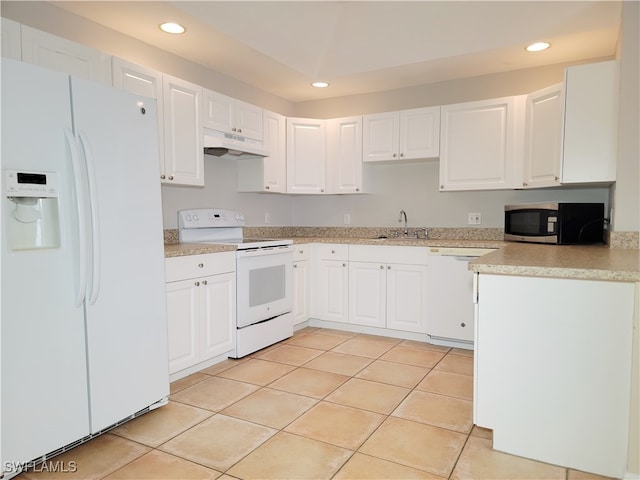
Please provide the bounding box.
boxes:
[78,131,101,305]
[65,128,89,307]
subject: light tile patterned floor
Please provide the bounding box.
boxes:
[18,327,616,480]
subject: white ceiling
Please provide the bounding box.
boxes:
[52,1,622,102]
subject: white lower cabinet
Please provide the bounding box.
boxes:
[348,245,428,333]
[292,246,311,326]
[312,244,349,323]
[474,274,635,478]
[165,252,236,376]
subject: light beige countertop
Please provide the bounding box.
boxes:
[164,242,236,258]
[470,243,640,282]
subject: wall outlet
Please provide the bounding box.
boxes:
[264,212,271,224]
[468,212,481,225]
[344,213,351,225]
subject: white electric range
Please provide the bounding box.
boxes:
[178,209,294,357]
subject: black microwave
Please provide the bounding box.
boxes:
[504,203,605,244]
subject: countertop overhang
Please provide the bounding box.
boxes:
[469,243,640,282]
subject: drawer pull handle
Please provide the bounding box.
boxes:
[198,263,204,268]
[461,322,466,327]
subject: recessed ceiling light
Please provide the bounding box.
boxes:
[526,42,551,52]
[311,81,329,88]
[160,22,186,34]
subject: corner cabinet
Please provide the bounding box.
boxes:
[112,58,204,186]
[363,107,440,162]
[165,252,236,377]
[286,117,326,194]
[237,109,287,193]
[439,96,523,191]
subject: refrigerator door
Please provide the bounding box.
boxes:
[1,60,90,464]
[69,77,169,432]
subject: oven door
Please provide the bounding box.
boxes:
[236,245,293,328]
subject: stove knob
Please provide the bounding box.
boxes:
[193,214,199,222]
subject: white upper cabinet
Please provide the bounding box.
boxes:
[162,75,204,186]
[439,96,523,191]
[20,25,111,84]
[112,59,203,186]
[520,83,564,189]
[1,18,21,60]
[363,106,440,162]
[202,89,263,141]
[562,60,619,184]
[286,117,326,194]
[326,116,367,194]
[237,109,287,193]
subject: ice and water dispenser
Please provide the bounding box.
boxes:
[5,169,61,250]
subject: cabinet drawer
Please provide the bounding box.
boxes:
[293,245,311,261]
[314,243,349,260]
[165,252,235,282]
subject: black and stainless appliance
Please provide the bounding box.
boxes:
[504,202,605,244]
[178,209,293,357]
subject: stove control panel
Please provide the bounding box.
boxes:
[178,208,245,229]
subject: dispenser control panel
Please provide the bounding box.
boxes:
[5,170,58,197]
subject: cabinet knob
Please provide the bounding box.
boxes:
[202,280,208,285]
[299,250,304,254]
[321,189,324,192]
[400,153,404,157]
[356,187,360,192]
[331,250,335,254]
[293,264,298,268]
[387,266,391,269]
[238,128,242,133]
[342,263,347,267]
[461,322,466,327]
[198,263,204,268]
[393,153,397,158]
[440,185,444,189]
[554,176,559,181]
[168,175,174,180]
[232,127,237,132]
[523,182,528,187]
[160,174,166,180]
[265,186,270,190]
[380,265,384,269]
[195,281,200,286]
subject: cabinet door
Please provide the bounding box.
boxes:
[112,58,165,181]
[315,259,349,323]
[202,89,235,133]
[349,262,386,328]
[562,60,618,184]
[235,99,263,141]
[20,25,111,84]
[286,117,326,194]
[1,17,21,60]
[163,75,204,186]
[327,116,363,194]
[521,83,563,188]
[263,110,287,192]
[166,279,199,374]
[440,96,521,191]
[425,255,474,341]
[199,273,236,359]
[363,112,399,162]
[293,259,311,325]
[400,107,440,160]
[386,263,428,333]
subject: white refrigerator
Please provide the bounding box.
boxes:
[1,59,169,475]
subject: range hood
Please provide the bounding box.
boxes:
[203,128,268,159]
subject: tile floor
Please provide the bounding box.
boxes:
[19,327,615,480]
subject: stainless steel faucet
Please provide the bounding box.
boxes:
[398,210,408,236]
